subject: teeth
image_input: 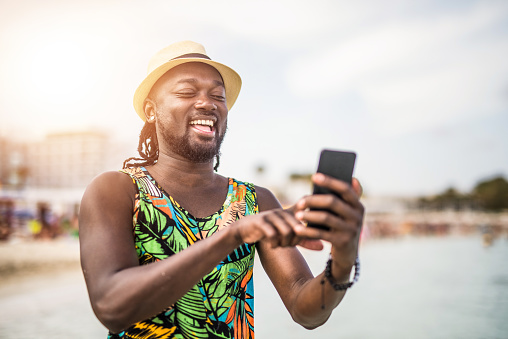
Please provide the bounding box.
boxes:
[190,119,214,127]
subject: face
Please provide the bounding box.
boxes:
[145,62,228,163]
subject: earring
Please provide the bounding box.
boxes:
[147,116,155,123]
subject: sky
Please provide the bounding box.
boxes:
[0,0,507,198]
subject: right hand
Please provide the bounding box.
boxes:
[233,209,307,248]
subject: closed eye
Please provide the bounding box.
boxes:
[212,95,225,101]
[176,90,196,97]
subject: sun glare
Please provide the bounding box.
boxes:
[26,39,93,105]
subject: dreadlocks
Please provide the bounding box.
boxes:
[123,122,159,169]
[123,122,221,171]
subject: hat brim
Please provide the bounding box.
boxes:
[133,58,242,121]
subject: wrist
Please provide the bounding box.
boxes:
[330,262,353,283]
[330,252,356,281]
[322,254,360,291]
[227,224,245,247]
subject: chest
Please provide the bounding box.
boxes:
[160,182,229,218]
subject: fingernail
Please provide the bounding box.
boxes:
[297,199,305,209]
[294,224,306,232]
[314,173,325,182]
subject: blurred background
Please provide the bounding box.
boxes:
[0,0,507,338]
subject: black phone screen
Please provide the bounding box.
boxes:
[309,149,357,229]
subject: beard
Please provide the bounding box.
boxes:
[158,119,227,163]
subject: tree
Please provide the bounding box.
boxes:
[473,176,508,211]
[417,187,473,211]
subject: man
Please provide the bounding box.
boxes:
[79,41,364,339]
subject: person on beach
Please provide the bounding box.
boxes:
[79,41,364,339]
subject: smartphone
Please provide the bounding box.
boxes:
[308,149,357,230]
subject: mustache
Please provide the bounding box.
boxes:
[154,110,220,122]
[188,110,219,121]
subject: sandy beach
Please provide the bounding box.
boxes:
[0,238,81,286]
[0,238,108,338]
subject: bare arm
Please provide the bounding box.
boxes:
[256,175,364,329]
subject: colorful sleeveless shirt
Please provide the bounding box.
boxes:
[110,166,258,339]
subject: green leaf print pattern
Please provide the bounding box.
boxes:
[112,167,257,339]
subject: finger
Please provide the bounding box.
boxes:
[284,204,297,214]
[263,211,298,247]
[352,178,363,197]
[295,223,360,250]
[277,210,305,247]
[312,173,362,209]
[292,196,310,214]
[280,211,307,247]
[294,223,334,243]
[296,209,352,233]
[299,194,359,222]
[256,216,280,247]
[297,239,324,251]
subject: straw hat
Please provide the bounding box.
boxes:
[133,41,242,121]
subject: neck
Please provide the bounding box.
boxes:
[148,151,218,188]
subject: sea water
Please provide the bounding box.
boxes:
[255,236,508,339]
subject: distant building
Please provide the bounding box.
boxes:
[0,137,9,187]
[26,131,111,188]
[0,130,136,237]
[0,137,29,189]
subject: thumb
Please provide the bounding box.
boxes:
[352,178,363,197]
[285,196,310,214]
[297,239,324,251]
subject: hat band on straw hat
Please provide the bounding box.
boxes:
[172,53,211,60]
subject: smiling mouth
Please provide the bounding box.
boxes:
[189,119,215,133]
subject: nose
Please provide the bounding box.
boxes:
[194,96,217,111]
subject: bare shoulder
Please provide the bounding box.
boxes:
[82,170,136,203]
[79,170,137,234]
[253,185,282,212]
[85,170,135,191]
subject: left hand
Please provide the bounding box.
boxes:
[293,173,365,278]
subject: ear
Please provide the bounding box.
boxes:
[143,98,156,123]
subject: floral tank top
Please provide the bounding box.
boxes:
[110,166,258,339]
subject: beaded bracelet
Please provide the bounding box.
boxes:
[324,255,360,290]
[320,255,360,309]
